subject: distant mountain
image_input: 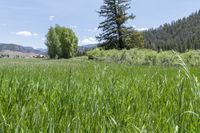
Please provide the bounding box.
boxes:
[78,44,98,53]
[143,10,200,52]
[0,43,46,54]
[0,43,97,57]
[36,48,48,53]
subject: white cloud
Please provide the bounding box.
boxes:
[16,31,32,37]
[15,31,39,37]
[136,28,149,31]
[132,25,137,28]
[79,37,98,46]
[49,16,55,21]
[132,25,149,31]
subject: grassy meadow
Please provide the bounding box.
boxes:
[0,58,200,132]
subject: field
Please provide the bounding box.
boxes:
[0,58,199,132]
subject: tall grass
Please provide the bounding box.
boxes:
[0,58,199,132]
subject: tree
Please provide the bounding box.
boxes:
[45,27,60,59]
[97,0,134,49]
[55,25,78,58]
[45,25,78,59]
[124,29,144,49]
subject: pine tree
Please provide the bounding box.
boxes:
[97,0,134,49]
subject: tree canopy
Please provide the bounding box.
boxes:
[45,25,78,59]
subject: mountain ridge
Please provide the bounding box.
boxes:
[0,43,97,55]
[0,43,45,54]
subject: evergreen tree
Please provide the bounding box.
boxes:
[97,0,134,49]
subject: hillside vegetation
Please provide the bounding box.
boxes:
[144,10,200,52]
[87,48,200,66]
[0,59,199,132]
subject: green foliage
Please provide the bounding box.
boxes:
[124,29,144,49]
[87,48,200,66]
[87,48,102,60]
[144,10,200,52]
[97,0,134,49]
[0,58,199,132]
[46,25,78,59]
[45,27,60,59]
[181,50,200,66]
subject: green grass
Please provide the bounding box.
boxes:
[0,58,199,132]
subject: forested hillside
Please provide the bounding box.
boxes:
[144,10,200,52]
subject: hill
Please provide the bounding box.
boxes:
[0,50,39,58]
[143,10,200,52]
[0,43,97,57]
[0,43,45,54]
[77,44,97,54]
[0,43,98,53]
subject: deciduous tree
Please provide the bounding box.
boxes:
[45,27,60,59]
[46,25,78,59]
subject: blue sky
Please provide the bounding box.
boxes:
[0,0,200,48]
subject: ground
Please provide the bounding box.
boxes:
[0,58,199,132]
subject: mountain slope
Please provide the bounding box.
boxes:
[143,10,200,52]
[0,43,45,54]
[0,43,98,56]
[78,44,97,53]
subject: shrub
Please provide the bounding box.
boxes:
[87,48,200,66]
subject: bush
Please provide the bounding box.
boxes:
[182,50,200,66]
[87,48,200,66]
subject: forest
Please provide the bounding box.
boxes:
[144,10,200,52]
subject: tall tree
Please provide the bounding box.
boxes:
[97,0,134,49]
[45,27,60,59]
[45,25,78,59]
[55,25,78,58]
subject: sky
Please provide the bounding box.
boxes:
[0,0,200,48]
